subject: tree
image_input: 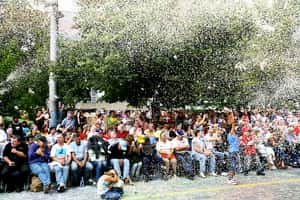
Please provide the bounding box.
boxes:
[0,0,49,117]
[73,0,254,110]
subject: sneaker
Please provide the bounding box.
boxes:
[210,172,217,177]
[256,171,265,176]
[57,183,66,193]
[124,178,134,185]
[221,172,228,176]
[187,175,195,180]
[56,185,62,193]
[88,179,96,185]
[227,179,238,185]
[199,172,206,178]
[15,187,22,193]
[271,166,277,170]
[144,176,151,182]
[44,185,50,194]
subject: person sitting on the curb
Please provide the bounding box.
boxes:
[109,138,133,185]
[141,135,166,182]
[172,130,195,180]
[241,129,265,176]
[156,131,177,178]
[1,135,29,192]
[70,133,93,186]
[28,136,51,193]
[88,135,110,184]
[192,130,217,178]
[50,133,71,192]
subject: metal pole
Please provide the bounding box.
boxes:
[49,0,58,128]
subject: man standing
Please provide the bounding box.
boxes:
[227,126,239,185]
[0,123,7,158]
[1,135,29,192]
[10,116,24,141]
[61,111,76,133]
[70,133,93,186]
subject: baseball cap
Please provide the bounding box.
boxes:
[176,130,185,136]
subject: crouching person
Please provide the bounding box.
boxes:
[70,133,93,186]
[50,133,71,192]
[97,169,124,200]
[28,136,51,193]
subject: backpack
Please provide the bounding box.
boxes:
[30,176,43,192]
[88,135,110,160]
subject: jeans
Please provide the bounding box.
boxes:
[175,152,194,177]
[229,151,239,173]
[142,154,164,177]
[53,164,69,186]
[92,160,107,181]
[101,187,123,200]
[30,162,51,187]
[130,161,142,178]
[110,159,130,179]
[245,154,263,172]
[70,161,93,185]
[193,153,216,173]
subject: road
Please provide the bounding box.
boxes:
[1,168,300,200]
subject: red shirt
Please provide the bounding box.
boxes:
[241,134,256,155]
[101,133,111,141]
[242,114,249,122]
[79,132,87,140]
[116,130,129,139]
[294,127,300,136]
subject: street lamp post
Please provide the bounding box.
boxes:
[47,0,58,128]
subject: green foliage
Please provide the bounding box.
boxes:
[0,0,49,117]
[1,0,300,117]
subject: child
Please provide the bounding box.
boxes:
[97,169,124,200]
[227,125,239,185]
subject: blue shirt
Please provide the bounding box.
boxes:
[227,133,239,153]
[61,118,76,129]
[70,141,87,160]
[28,143,50,164]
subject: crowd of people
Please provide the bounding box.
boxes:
[0,107,300,199]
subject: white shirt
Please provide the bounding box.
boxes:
[156,140,173,154]
[172,137,189,152]
[204,134,215,151]
[0,128,7,143]
[0,128,7,158]
[50,143,70,158]
[192,137,205,153]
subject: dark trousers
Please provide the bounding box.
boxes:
[1,163,29,190]
[176,152,194,177]
[101,187,123,200]
[142,154,164,177]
